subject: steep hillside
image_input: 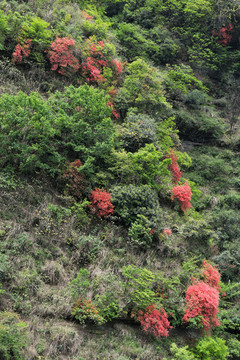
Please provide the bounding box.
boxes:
[0,0,240,359]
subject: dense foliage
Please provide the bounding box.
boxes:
[0,0,239,358]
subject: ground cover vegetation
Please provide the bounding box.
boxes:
[0,0,240,358]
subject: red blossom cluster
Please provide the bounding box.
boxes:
[202,260,221,291]
[107,99,120,118]
[81,38,123,86]
[183,281,220,331]
[72,298,103,324]
[135,304,172,337]
[81,10,93,20]
[212,23,233,46]
[63,159,86,198]
[171,180,192,214]
[89,188,114,218]
[163,228,172,236]
[168,149,182,184]
[13,39,32,63]
[47,36,80,75]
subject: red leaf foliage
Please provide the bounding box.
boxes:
[63,159,86,198]
[183,281,220,331]
[89,189,114,218]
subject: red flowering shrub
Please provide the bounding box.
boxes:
[134,304,172,337]
[89,189,114,218]
[202,260,221,291]
[81,10,93,20]
[168,149,182,184]
[12,39,32,63]
[183,281,220,332]
[47,36,80,75]
[72,298,104,325]
[63,159,86,198]
[81,37,123,86]
[163,228,172,236]
[212,23,233,47]
[171,180,192,214]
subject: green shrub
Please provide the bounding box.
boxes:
[70,268,90,302]
[180,218,218,247]
[116,22,159,61]
[175,110,225,142]
[0,254,10,281]
[95,293,121,322]
[110,184,163,229]
[165,64,208,101]
[0,10,7,50]
[0,85,114,179]
[211,208,240,244]
[72,298,104,325]
[122,265,156,310]
[119,111,157,152]
[163,343,196,360]
[19,16,52,63]
[116,59,171,117]
[92,273,123,322]
[149,26,180,64]
[184,90,207,109]
[194,336,229,360]
[213,250,240,281]
[227,337,240,359]
[0,312,28,360]
[128,214,153,248]
[68,234,102,265]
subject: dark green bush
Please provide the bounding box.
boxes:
[110,184,163,229]
[149,26,180,64]
[128,214,153,248]
[119,111,157,152]
[116,22,159,61]
[213,250,240,281]
[175,109,225,142]
[184,89,207,109]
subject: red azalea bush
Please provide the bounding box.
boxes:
[212,23,233,47]
[163,228,172,236]
[134,304,172,337]
[72,298,104,325]
[202,260,221,291]
[89,189,114,218]
[81,10,93,20]
[63,159,86,198]
[47,35,80,75]
[13,39,32,63]
[81,37,123,86]
[171,180,192,214]
[183,281,220,332]
[168,149,182,184]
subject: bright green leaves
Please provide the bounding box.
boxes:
[122,265,157,309]
[0,85,115,178]
[116,59,171,117]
